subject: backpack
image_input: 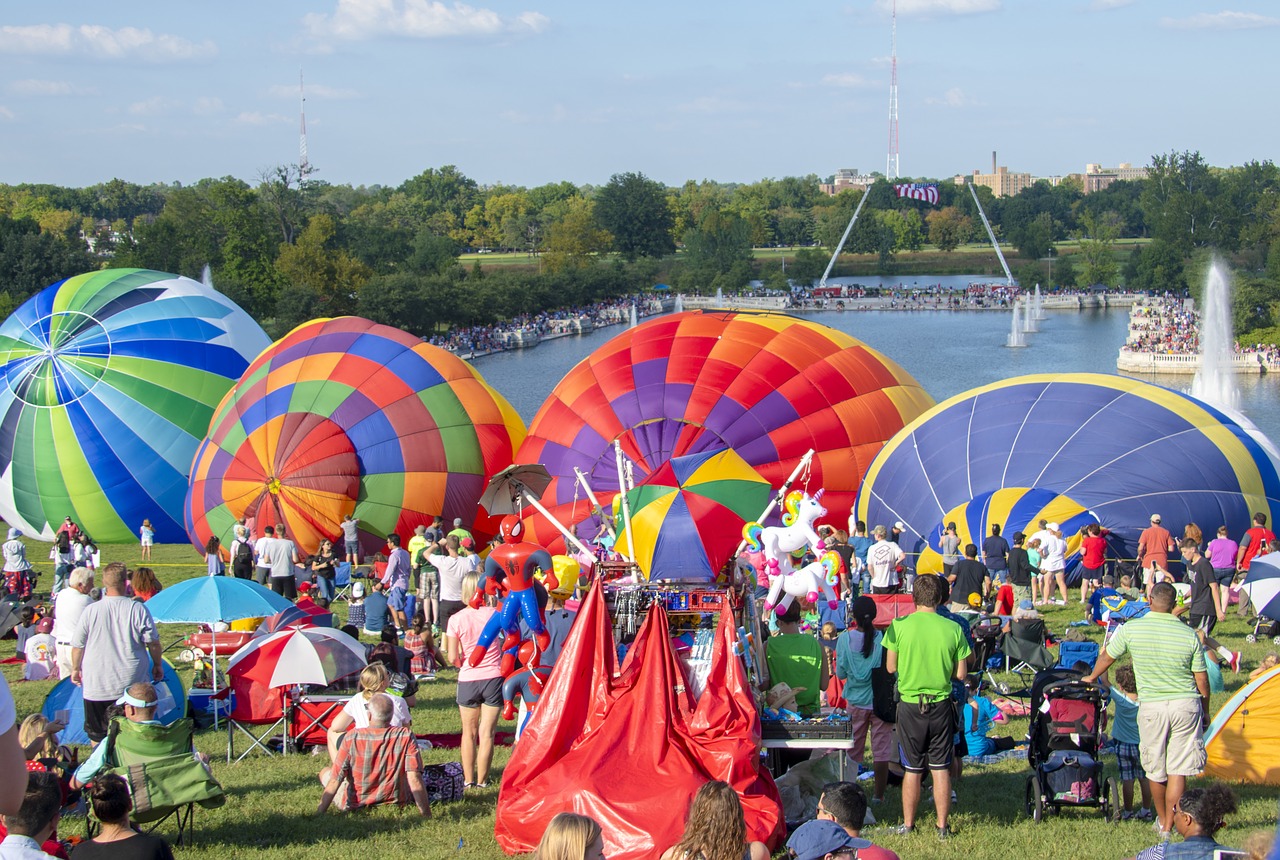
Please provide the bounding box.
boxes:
[870,648,897,724]
[235,540,253,564]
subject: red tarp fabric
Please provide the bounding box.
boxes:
[495,584,783,858]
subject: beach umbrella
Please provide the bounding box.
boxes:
[0,269,269,543]
[227,626,366,689]
[1242,552,1280,621]
[855,374,1280,576]
[254,604,317,636]
[185,316,526,557]
[613,448,772,581]
[515,310,933,551]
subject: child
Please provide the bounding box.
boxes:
[403,612,446,678]
[961,676,1014,756]
[1116,573,1142,602]
[205,536,225,577]
[819,622,844,709]
[1249,652,1279,681]
[139,518,154,562]
[13,606,38,658]
[23,618,57,680]
[347,581,367,631]
[1110,663,1153,820]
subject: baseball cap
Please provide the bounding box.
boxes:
[786,820,864,860]
[36,617,53,634]
[1046,522,1060,531]
[1150,513,1161,523]
[1018,598,1036,611]
[453,518,463,527]
[297,581,312,593]
[894,521,905,530]
[351,581,365,598]
[461,537,474,549]
[967,593,982,608]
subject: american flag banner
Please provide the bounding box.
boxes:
[894,183,940,205]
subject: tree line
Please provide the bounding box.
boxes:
[0,151,1277,342]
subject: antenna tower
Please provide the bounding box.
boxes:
[886,0,900,180]
[299,69,312,178]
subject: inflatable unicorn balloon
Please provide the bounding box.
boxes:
[764,550,841,616]
[742,489,828,588]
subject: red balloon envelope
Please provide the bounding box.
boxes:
[495,584,783,858]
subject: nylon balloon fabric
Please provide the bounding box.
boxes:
[495,584,783,858]
[856,373,1280,575]
[0,269,270,543]
[515,310,934,546]
[185,317,525,556]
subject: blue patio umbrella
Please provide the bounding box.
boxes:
[1242,552,1280,621]
[146,577,295,725]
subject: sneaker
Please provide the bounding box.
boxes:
[937,825,956,840]
[1053,599,1066,605]
[891,824,915,836]
[1136,809,1154,821]
[1228,651,1242,673]
[1120,810,1134,821]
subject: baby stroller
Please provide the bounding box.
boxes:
[1024,668,1116,822]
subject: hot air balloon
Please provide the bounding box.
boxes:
[855,373,1280,575]
[514,310,933,548]
[185,317,525,557]
[0,269,270,543]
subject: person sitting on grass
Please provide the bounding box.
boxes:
[1130,784,1237,860]
[658,780,769,860]
[0,771,64,860]
[533,812,606,860]
[813,781,900,859]
[72,773,175,860]
[1110,663,1154,821]
[317,693,430,817]
[960,676,1014,757]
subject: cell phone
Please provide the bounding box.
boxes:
[55,709,70,725]
[1213,851,1247,860]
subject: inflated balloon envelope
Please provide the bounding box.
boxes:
[495,584,783,858]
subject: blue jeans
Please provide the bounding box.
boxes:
[315,575,335,602]
[53,563,71,595]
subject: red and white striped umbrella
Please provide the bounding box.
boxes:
[227,626,366,689]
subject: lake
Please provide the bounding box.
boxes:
[472,302,1280,448]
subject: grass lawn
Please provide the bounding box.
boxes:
[6,540,1277,859]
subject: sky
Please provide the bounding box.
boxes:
[0,0,1277,191]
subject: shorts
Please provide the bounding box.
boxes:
[345,540,360,557]
[457,676,503,709]
[871,585,900,595]
[848,706,895,763]
[942,562,956,579]
[1137,698,1206,783]
[140,537,153,547]
[420,569,439,600]
[1189,613,1217,636]
[1115,741,1145,782]
[439,599,465,632]
[895,697,955,773]
[388,586,407,612]
[1012,584,1032,606]
[83,698,114,744]
[270,575,297,600]
[1081,566,1104,584]
[1212,568,1235,588]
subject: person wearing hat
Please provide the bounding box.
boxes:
[785,819,867,860]
[70,682,162,788]
[21,619,56,681]
[448,518,474,546]
[1137,514,1174,600]
[766,601,827,718]
[1,528,34,601]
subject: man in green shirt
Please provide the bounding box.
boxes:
[1083,582,1209,841]
[882,573,970,839]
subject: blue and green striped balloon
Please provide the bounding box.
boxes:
[0,269,270,543]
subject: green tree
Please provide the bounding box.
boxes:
[544,197,612,273]
[274,214,371,323]
[594,172,674,261]
[926,206,972,251]
[1140,150,1220,254]
[1007,211,1055,259]
[1076,210,1122,287]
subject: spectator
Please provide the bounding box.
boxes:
[446,571,504,789]
[229,523,253,580]
[525,579,577,668]
[381,533,411,633]
[253,526,275,586]
[267,526,299,600]
[72,773,175,859]
[939,522,961,581]
[0,674,29,816]
[534,813,605,860]
[1111,664,1154,821]
[1138,514,1175,599]
[1132,784,1238,860]
[22,619,56,681]
[765,601,826,717]
[69,563,163,743]
[1206,526,1238,591]
[448,517,473,545]
[311,539,338,603]
[52,531,74,597]
[317,694,430,817]
[72,534,97,575]
[403,612,446,677]
[947,544,990,612]
[2,528,34,600]
[130,567,163,602]
[1039,523,1068,606]
[1079,523,1110,603]
[12,608,37,659]
[659,780,769,860]
[1083,582,1209,840]
[835,596,893,802]
[814,781,900,859]
[204,536,225,577]
[52,568,93,682]
[431,535,473,632]
[71,683,168,787]
[1236,513,1275,617]
[362,581,390,636]
[326,664,412,763]
[1181,538,1226,638]
[960,676,1013,756]
[784,819,866,860]
[866,526,905,595]
[0,771,62,860]
[340,514,361,566]
[882,573,970,839]
[982,523,1009,585]
[1007,532,1034,608]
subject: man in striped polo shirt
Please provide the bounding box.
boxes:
[1083,582,1208,841]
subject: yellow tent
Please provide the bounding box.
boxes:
[1204,665,1280,784]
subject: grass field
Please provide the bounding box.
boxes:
[5,540,1277,859]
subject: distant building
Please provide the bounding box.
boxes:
[966,164,1034,198]
[820,168,878,196]
[1083,162,1149,194]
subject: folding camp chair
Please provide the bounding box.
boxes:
[1056,639,1099,672]
[1002,619,1058,695]
[220,671,288,763]
[97,717,226,846]
[332,562,354,602]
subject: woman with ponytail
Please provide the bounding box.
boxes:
[835,595,893,802]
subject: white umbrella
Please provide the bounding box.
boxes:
[227,626,366,689]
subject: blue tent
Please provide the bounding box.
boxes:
[41,660,186,746]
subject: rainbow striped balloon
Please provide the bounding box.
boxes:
[184,317,526,556]
[0,269,270,543]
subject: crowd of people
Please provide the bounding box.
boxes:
[424,297,665,357]
[1121,299,1280,367]
[0,501,1278,860]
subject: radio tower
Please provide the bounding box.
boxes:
[886,0,900,180]
[298,69,312,179]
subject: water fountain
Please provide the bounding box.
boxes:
[201,264,213,289]
[1022,295,1039,333]
[715,287,724,306]
[629,304,638,328]
[1033,283,1046,321]
[1006,300,1027,348]
[1190,258,1240,409]
[674,294,684,313]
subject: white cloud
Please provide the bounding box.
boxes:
[876,0,1000,15]
[0,24,215,61]
[235,111,291,126]
[8,79,96,97]
[822,72,876,89]
[304,0,550,40]
[1160,11,1280,30]
[268,83,360,99]
[926,87,980,107]
[193,97,225,115]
